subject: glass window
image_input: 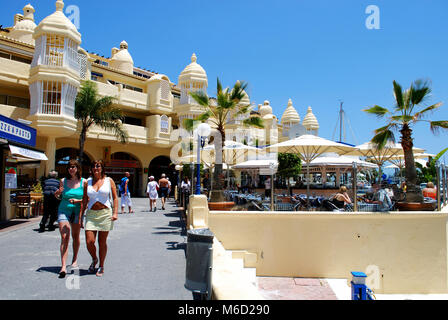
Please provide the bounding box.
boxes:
[11,55,32,64]
[123,117,143,126]
[0,94,7,105]
[8,96,30,109]
[0,51,10,59]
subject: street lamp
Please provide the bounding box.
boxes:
[195,123,211,195]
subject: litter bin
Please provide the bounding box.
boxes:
[185,228,214,300]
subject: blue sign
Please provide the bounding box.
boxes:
[0,115,36,147]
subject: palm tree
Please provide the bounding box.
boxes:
[364,79,448,203]
[75,81,128,163]
[184,78,264,202]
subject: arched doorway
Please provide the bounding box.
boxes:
[106,152,142,196]
[148,156,178,195]
[55,148,92,178]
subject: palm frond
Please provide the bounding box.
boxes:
[217,77,223,96]
[414,102,443,120]
[196,111,212,122]
[98,121,128,143]
[371,127,396,150]
[235,104,252,116]
[430,121,448,135]
[182,118,196,132]
[363,105,390,118]
[189,91,210,107]
[411,79,432,106]
[391,115,414,123]
[429,147,448,167]
[243,117,264,129]
[393,80,404,111]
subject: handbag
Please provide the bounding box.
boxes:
[109,178,114,211]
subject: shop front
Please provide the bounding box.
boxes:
[0,115,48,221]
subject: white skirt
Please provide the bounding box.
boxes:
[148,191,158,200]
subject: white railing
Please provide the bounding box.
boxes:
[41,103,61,115]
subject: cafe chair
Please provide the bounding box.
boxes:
[14,194,32,219]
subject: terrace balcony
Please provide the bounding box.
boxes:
[0,57,30,87]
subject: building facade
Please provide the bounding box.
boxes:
[0,1,320,219]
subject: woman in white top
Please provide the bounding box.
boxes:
[81,160,118,277]
[146,176,159,212]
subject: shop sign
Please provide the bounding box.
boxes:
[0,115,36,147]
[5,166,17,189]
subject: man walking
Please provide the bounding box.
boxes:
[39,171,60,232]
[158,173,170,210]
[120,172,134,214]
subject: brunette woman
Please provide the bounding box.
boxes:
[81,160,118,277]
[54,160,87,278]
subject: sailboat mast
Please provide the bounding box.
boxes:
[339,101,344,142]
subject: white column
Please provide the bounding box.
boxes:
[45,137,56,176]
[336,168,341,188]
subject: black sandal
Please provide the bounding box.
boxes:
[58,271,66,279]
[88,259,98,274]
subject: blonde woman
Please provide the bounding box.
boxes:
[332,186,352,209]
[81,160,118,277]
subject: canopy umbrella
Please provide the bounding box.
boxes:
[386,158,428,169]
[267,135,358,208]
[309,155,378,169]
[203,140,258,165]
[345,141,424,183]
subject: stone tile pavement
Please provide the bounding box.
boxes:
[257,277,339,300]
[0,197,193,300]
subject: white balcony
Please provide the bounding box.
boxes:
[0,57,30,87]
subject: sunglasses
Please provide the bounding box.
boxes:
[69,166,77,169]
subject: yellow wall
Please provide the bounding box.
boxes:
[207,211,448,294]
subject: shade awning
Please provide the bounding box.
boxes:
[9,144,48,162]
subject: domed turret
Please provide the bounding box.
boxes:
[303,106,319,133]
[110,40,134,74]
[179,53,208,86]
[178,53,208,105]
[9,4,37,44]
[34,0,81,44]
[281,99,301,125]
[28,0,82,175]
[260,100,273,118]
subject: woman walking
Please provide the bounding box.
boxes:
[81,160,118,277]
[146,176,159,212]
[54,160,86,278]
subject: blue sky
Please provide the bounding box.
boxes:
[2,0,448,163]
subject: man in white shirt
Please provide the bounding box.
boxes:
[265,177,271,198]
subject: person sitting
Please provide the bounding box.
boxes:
[422,182,437,200]
[365,183,393,212]
[331,186,352,209]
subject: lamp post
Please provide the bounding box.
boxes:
[436,162,441,211]
[352,162,358,212]
[196,123,211,195]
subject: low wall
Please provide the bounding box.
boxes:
[208,210,448,294]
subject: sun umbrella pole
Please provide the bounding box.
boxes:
[306,161,310,210]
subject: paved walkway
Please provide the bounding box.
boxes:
[257,277,339,300]
[0,198,192,300]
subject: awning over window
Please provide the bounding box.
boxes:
[9,144,48,162]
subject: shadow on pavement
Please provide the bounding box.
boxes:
[0,220,29,230]
[36,266,90,277]
[166,241,186,257]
